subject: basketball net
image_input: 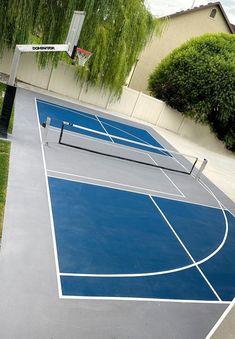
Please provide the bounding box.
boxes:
[76,47,92,66]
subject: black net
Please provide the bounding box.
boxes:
[59,122,198,175]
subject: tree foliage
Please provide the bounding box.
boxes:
[148,33,235,152]
[0,0,164,96]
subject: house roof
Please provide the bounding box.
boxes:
[164,2,234,34]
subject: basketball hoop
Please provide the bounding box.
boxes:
[76,47,92,66]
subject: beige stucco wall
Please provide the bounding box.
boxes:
[129,5,231,93]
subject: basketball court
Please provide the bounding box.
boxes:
[36,98,235,304]
[0,10,234,339]
[0,87,234,338]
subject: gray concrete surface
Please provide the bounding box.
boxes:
[0,87,234,338]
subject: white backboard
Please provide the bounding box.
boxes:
[65,11,85,58]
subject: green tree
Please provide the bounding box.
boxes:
[148,33,235,151]
[0,0,164,96]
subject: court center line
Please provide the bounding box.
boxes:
[149,196,221,301]
[147,154,185,198]
[96,115,114,143]
[98,119,156,147]
[47,169,183,198]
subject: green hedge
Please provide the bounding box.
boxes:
[0,140,10,236]
[148,33,235,152]
[0,82,11,237]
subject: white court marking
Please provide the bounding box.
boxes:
[35,99,62,298]
[47,169,183,198]
[148,153,185,197]
[96,115,114,143]
[59,295,230,304]
[150,196,221,301]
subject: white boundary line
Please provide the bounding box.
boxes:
[151,193,226,211]
[47,166,223,211]
[36,98,99,122]
[205,298,235,338]
[47,169,183,198]
[35,98,62,298]
[59,295,230,304]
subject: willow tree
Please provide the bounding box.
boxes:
[0,0,164,95]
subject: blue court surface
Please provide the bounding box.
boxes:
[48,177,235,302]
[36,99,169,156]
[37,99,235,302]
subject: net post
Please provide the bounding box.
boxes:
[189,157,198,175]
[59,122,65,144]
[195,158,208,180]
[42,116,51,145]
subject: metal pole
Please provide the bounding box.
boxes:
[0,44,69,138]
[43,116,51,145]
[195,158,208,180]
[8,47,22,86]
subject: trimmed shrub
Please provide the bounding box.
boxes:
[148,33,235,152]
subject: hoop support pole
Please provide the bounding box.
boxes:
[9,44,69,86]
[0,44,69,137]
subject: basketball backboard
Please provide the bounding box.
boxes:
[65,11,85,58]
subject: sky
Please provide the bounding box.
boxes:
[146,0,235,24]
